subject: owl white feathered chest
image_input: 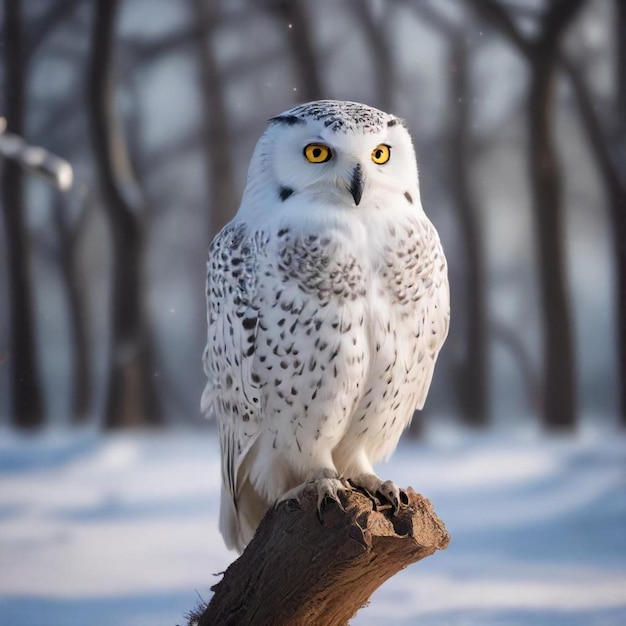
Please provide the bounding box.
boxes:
[202,100,449,551]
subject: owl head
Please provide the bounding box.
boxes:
[239,100,420,218]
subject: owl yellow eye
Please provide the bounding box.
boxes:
[304,143,333,163]
[371,144,391,164]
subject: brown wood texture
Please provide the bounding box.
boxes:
[192,488,449,626]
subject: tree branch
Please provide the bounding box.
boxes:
[191,0,238,237]
[25,0,83,60]
[393,0,459,38]
[1,0,45,429]
[87,0,161,428]
[189,489,449,626]
[349,0,395,110]
[537,0,585,54]
[465,0,532,58]
[0,130,73,190]
[561,53,626,426]
[265,0,324,101]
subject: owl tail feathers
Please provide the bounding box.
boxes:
[219,482,268,554]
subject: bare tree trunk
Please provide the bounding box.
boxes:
[617,0,626,126]
[492,319,542,413]
[449,35,489,426]
[87,0,161,428]
[614,0,626,426]
[404,1,489,426]
[528,55,575,428]
[267,0,324,101]
[191,0,238,238]
[1,0,44,429]
[528,1,584,429]
[468,0,584,430]
[562,54,626,427]
[64,248,91,425]
[26,0,83,58]
[350,0,395,111]
[51,195,91,424]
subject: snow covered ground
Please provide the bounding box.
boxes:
[0,427,624,626]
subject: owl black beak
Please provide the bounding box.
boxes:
[349,163,364,206]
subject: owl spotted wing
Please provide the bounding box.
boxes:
[202,222,264,504]
[414,222,450,410]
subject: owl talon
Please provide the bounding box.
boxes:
[317,495,341,523]
[379,480,406,515]
[280,473,346,522]
[315,477,347,521]
[348,478,378,509]
[349,474,407,516]
[285,498,302,512]
[319,493,346,513]
[400,489,409,506]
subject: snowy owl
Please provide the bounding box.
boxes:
[202,100,449,553]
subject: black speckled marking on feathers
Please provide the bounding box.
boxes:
[276,232,367,302]
[273,100,400,134]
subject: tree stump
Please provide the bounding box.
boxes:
[188,488,449,626]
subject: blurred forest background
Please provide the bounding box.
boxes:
[0,0,623,434]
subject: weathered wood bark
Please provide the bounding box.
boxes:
[190,489,449,626]
[2,0,45,429]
